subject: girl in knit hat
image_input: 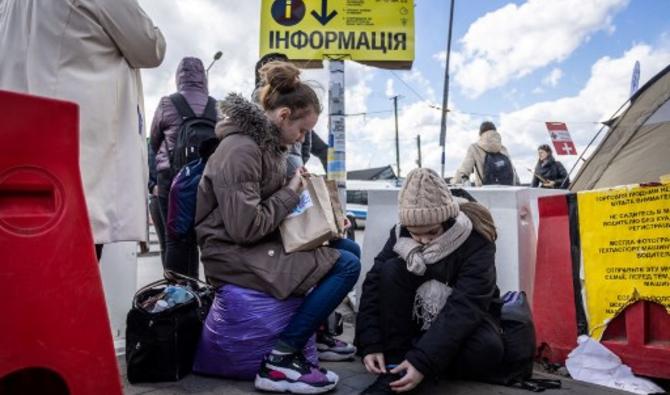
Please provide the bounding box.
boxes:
[355,168,504,394]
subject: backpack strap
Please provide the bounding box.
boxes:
[474,145,487,183]
[202,96,218,121]
[169,93,196,119]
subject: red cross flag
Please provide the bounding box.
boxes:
[545,122,577,155]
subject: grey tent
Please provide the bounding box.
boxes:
[570,64,670,191]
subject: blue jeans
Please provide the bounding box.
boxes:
[279,239,361,351]
[331,237,361,259]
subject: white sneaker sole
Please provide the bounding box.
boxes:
[254,376,337,394]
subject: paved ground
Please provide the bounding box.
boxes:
[118,322,636,395]
[121,228,659,395]
[119,350,635,395]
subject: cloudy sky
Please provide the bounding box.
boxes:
[137,0,670,182]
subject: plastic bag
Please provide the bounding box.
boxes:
[192,285,318,380]
[566,335,664,394]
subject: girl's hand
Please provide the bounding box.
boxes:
[363,353,387,375]
[288,167,307,192]
[390,360,424,392]
[342,217,352,231]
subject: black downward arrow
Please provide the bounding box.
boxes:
[311,0,338,26]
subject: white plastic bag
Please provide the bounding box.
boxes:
[566,335,664,394]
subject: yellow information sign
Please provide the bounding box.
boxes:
[260,0,414,65]
[578,183,670,340]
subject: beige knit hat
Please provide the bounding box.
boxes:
[398,168,459,226]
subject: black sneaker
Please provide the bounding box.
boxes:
[254,352,338,394]
[360,373,404,394]
[316,332,357,362]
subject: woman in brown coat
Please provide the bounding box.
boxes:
[195,62,360,394]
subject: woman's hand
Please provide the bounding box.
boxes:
[287,167,307,192]
[389,360,424,392]
[542,180,556,188]
[363,353,387,374]
[342,217,352,231]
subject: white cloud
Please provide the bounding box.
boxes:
[449,0,629,98]
[138,0,264,120]
[136,1,669,188]
[499,43,670,183]
[542,68,563,87]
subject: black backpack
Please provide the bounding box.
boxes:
[478,148,515,185]
[489,291,561,392]
[169,93,217,172]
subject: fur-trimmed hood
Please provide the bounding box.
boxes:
[216,93,284,155]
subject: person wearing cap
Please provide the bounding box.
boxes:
[531,144,569,189]
[454,121,519,186]
[355,168,504,394]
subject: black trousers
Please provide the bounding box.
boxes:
[157,169,199,278]
[378,257,504,380]
[149,194,166,263]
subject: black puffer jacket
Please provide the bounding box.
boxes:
[531,156,568,188]
[355,225,501,377]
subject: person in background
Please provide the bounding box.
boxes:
[196,61,361,394]
[150,57,216,276]
[454,121,519,186]
[531,144,569,189]
[0,0,166,260]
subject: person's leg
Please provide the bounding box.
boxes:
[378,257,425,366]
[358,258,429,395]
[278,250,360,351]
[186,229,200,278]
[329,238,361,259]
[255,250,360,393]
[448,318,504,380]
[148,194,166,263]
[165,229,200,278]
[156,169,172,268]
[316,238,361,361]
[95,244,104,261]
[164,236,183,274]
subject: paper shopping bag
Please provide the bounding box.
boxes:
[280,175,339,253]
[325,180,347,236]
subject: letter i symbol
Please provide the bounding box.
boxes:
[285,0,292,19]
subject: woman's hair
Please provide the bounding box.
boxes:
[538,144,553,155]
[258,61,321,119]
[460,202,497,243]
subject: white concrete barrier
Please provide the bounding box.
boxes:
[355,186,568,308]
[99,241,138,354]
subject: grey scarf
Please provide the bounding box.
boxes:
[392,212,473,329]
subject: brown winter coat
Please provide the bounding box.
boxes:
[195,94,340,299]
